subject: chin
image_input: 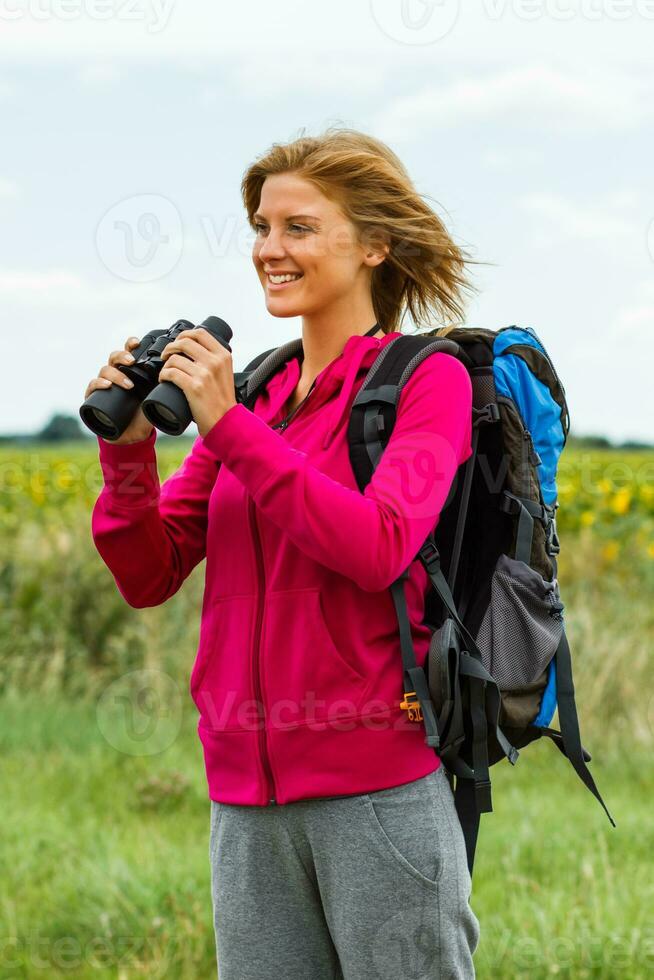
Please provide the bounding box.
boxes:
[265,305,303,319]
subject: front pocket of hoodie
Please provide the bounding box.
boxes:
[190,594,257,731]
[263,587,370,728]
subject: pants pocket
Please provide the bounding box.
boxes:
[360,770,448,891]
[475,552,564,689]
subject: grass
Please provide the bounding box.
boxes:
[1,443,652,977]
[0,693,652,978]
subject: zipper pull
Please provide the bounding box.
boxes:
[523,428,542,466]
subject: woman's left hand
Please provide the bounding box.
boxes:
[159,328,237,438]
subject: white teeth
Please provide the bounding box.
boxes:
[269,273,302,283]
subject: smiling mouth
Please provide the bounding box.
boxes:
[266,273,304,288]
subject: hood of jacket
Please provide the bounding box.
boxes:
[260,330,401,451]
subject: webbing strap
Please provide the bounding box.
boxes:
[389,576,441,749]
[554,631,616,827]
[448,423,479,603]
[454,777,481,876]
[419,541,483,661]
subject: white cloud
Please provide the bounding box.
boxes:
[0,266,185,317]
[0,177,20,199]
[0,269,82,291]
[220,57,386,101]
[517,190,645,255]
[76,63,122,85]
[372,65,652,140]
[609,280,654,344]
[480,146,542,171]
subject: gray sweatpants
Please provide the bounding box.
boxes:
[209,765,480,979]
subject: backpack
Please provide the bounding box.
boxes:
[234,324,616,879]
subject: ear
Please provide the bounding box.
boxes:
[362,233,390,269]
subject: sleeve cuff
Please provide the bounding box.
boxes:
[97,426,157,464]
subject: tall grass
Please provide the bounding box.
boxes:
[0,441,652,976]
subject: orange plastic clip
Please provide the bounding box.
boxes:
[400,691,423,722]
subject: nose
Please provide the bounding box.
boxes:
[257,227,286,264]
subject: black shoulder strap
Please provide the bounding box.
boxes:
[347,333,519,880]
[234,338,304,411]
[348,333,465,491]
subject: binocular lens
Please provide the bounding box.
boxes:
[87,407,118,438]
[153,404,177,424]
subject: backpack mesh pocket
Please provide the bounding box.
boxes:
[475,553,564,690]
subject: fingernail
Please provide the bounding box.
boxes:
[125,353,135,363]
[123,378,134,388]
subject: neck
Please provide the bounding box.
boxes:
[299,296,384,381]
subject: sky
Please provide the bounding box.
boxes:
[1,0,652,442]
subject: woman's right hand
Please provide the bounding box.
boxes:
[84,336,155,445]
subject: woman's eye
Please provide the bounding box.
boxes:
[253,223,310,235]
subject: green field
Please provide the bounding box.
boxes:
[1,441,652,978]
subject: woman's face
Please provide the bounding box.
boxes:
[252,172,381,319]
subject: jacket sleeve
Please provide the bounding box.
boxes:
[91,428,220,608]
[201,351,473,592]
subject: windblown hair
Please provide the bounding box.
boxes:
[241,125,484,335]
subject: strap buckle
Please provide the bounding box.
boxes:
[544,503,561,556]
[420,539,441,572]
[400,691,423,722]
[472,403,500,428]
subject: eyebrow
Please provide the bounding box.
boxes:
[253,212,322,224]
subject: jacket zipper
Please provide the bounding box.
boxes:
[248,496,277,805]
[271,380,316,431]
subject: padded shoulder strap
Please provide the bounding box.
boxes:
[234,338,304,410]
[348,333,466,493]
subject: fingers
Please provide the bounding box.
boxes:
[161,331,208,363]
[161,330,217,363]
[84,337,140,399]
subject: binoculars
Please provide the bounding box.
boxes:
[79,315,233,439]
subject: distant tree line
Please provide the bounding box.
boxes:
[0,413,650,450]
[0,414,190,444]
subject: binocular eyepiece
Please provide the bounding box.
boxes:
[79,315,233,439]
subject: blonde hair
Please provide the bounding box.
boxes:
[241,124,486,335]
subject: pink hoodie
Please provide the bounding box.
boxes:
[92,330,473,805]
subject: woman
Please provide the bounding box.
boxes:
[86,127,481,979]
